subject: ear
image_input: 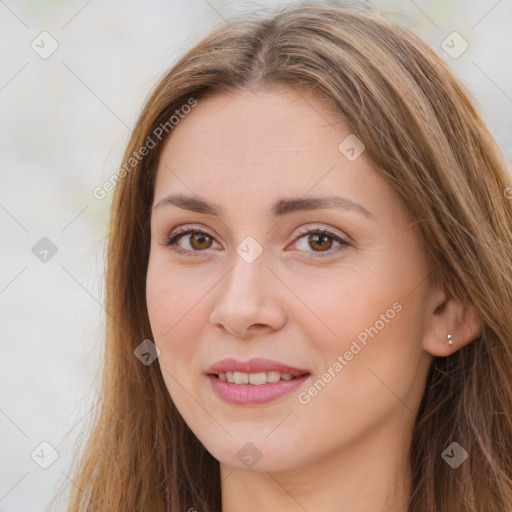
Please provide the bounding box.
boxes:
[422,284,482,357]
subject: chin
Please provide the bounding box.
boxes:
[198,432,305,473]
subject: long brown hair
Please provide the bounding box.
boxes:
[65,3,512,510]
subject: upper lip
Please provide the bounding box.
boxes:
[207,358,310,377]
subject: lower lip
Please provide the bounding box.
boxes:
[207,374,310,405]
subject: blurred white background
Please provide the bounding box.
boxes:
[1,0,510,510]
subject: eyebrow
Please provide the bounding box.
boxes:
[153,193,374,219]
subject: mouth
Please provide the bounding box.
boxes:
[211,370,308,385]
[206,358,311,405]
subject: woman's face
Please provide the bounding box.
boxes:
[146,86,434,473]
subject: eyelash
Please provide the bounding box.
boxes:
[162,225,351,258]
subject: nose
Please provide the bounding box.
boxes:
[209,251,287,339]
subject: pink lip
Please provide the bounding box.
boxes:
[206,358,311,405]
[206,357,310,377]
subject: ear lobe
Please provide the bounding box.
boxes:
[422,285,482,357]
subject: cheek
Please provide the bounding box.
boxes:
[285,261,402,354]
[146,258,207,369]
[292,246,428,391]
[146,261,209,412]
[296,294,428,443]
[315,295,428,419]
[147,255,203,335]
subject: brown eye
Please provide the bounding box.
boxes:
[308,233,333,252]
[188,232,213,250]
[165,228,220,255]
[294,228,350,257]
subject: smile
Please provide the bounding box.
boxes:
[206,358,311,405]
[217,370,296,385]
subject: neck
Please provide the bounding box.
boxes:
[220,424,412,512]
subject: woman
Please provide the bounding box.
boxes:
[66,3,512,511]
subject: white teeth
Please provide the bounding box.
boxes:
[217,371,298,384]
[248,372,267,385]
[266,371,281,383]
[233,371,249,384]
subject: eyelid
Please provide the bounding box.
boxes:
[170,223,213,239]
[293,223,348,241]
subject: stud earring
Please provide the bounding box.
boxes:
[447,334,454,345]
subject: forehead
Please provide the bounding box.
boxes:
[152,87,404,226]
[156,87,364,186]
[166,88,342,157]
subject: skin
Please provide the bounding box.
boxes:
[146,86,482,511]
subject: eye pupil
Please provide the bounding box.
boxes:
[190,233,212,250]
[309,233,332,251]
